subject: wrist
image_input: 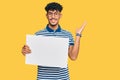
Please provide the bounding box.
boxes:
[76,33,82,37]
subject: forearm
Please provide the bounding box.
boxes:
[69,36,81,60]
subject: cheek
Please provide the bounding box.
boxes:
[56,16,60,20]
[47,16,51,19]
[46,15,51,19]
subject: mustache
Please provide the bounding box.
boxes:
[50,18,57,20]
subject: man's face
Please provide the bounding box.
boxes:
[46,10,62,26]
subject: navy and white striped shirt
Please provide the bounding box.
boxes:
[35,25,74,80]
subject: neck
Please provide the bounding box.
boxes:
[48,24,59,30]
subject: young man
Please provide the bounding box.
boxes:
[22,2,86,80]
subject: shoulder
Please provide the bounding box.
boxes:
[35,28,48,35]
[61,29,73,36]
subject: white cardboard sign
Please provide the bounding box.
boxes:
[26,35,69,68]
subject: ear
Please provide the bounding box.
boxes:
[46,13,48,19]
[60,13,62,18]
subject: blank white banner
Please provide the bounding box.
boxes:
[26,35,69,68]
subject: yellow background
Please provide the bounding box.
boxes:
[0,0,120,80]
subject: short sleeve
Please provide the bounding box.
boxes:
[69,33,74,46]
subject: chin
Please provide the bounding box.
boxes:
[50,23,58,26]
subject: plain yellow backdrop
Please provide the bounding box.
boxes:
[0,0,120,80]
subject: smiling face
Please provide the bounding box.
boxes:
[46,10,62,26]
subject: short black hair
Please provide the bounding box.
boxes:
[45,2,63,12]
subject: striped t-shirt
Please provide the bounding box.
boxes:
[35,25,74,80]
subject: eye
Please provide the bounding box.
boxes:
[54,12,57,15]
[47,12,60,16]
[48,12,53,15]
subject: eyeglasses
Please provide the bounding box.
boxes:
[47,12,60,17]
